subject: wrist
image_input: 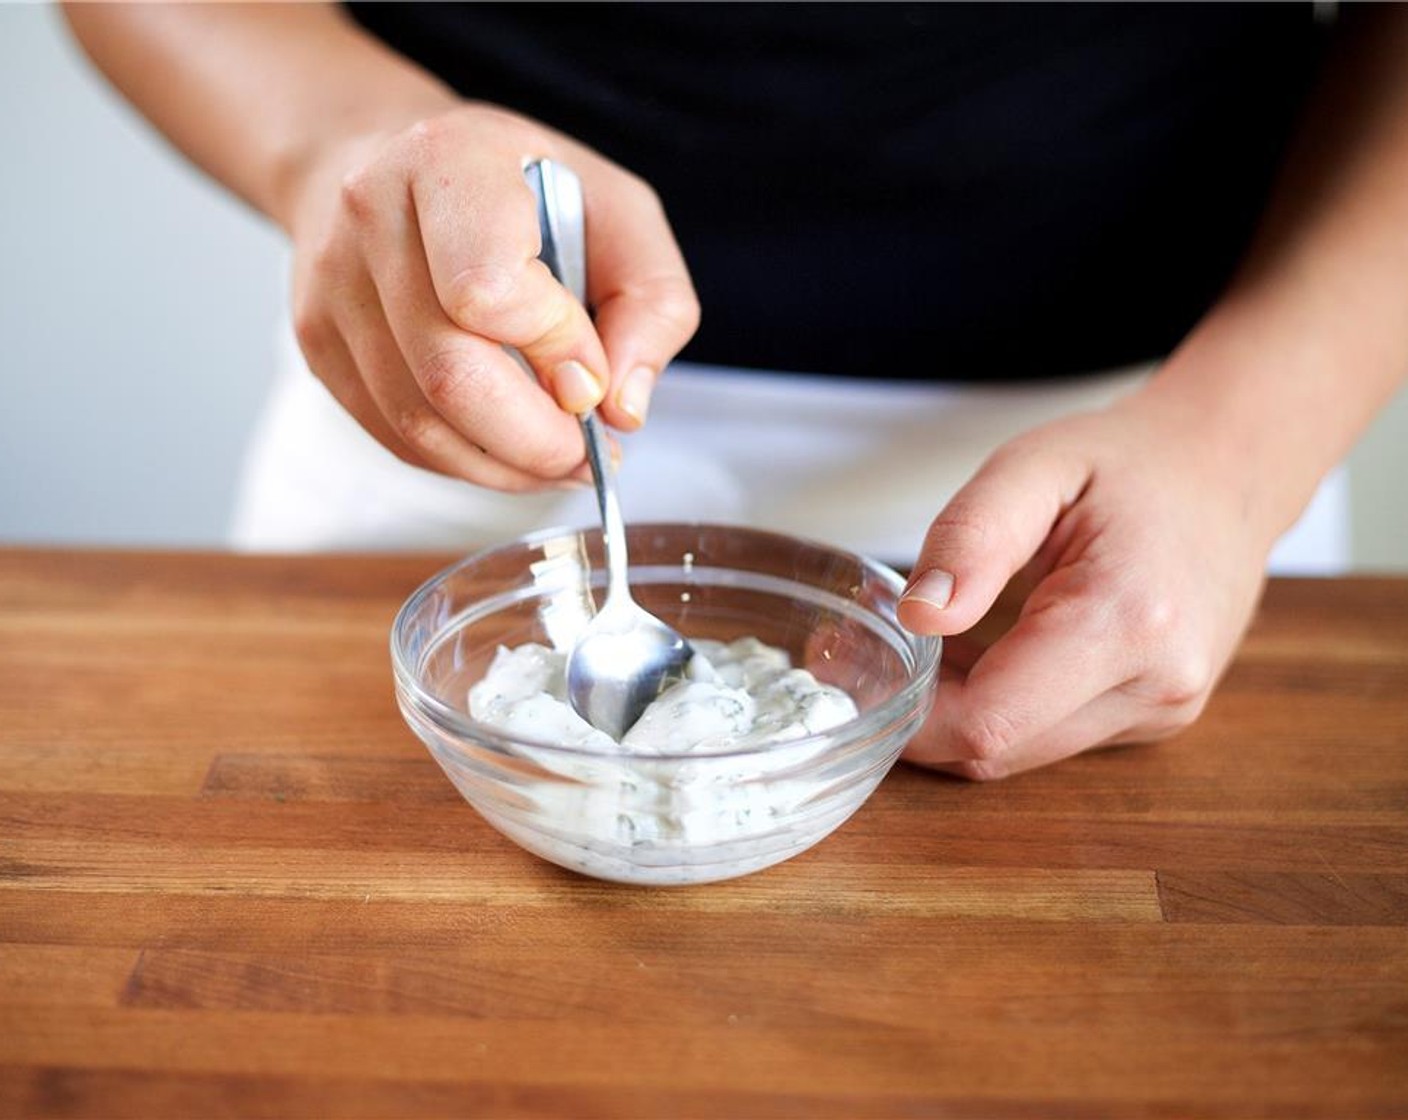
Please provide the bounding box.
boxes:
[249,5,463,233]
[1127,289,1369,552]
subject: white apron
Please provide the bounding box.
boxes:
[230,319,1347,574]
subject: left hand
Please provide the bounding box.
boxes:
[897,390,1278,780]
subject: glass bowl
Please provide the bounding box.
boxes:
[391,523,940,885]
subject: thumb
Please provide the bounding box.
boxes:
[898,440,1088,636]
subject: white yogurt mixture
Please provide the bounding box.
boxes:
[463,637,863,883]
[468,636,858,754]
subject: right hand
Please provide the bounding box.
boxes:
[283,102,700,491]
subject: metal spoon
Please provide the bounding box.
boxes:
[525,158,694,740]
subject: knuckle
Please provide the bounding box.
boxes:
[1149,653,1215,712]
[1118,586,1182,646]
[403,116,446,156]
[1148,706,1203,740]
[291,302,332,362]
[337,166,379,224]
[949,708,1019,764]
[390,404,445,454]
[305,239,343,288]
[1114,589,1214,702]
[445,260,522,326]
[527,280,580,341]
[417,346,493,409]
[1107,583,1220,715]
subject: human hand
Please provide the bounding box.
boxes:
[283,102,699,490]
[896,392,1278,780]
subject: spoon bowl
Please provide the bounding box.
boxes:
[565,570,694,741]
[527,158,695,738]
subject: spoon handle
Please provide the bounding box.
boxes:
[578,411,629,601]
[525,158,630,603]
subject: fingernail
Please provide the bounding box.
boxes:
[552,360,605,414]
[902,569,954,610]
[616,365,655,426]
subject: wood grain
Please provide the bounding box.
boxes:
[1,549,1406,1118]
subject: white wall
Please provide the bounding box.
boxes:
[1,4,1404,566]
[0,4,283,547]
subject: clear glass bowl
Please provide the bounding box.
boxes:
[391,523,940,885]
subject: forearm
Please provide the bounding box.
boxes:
[1138,6,1408,544]
[61,1,458,230]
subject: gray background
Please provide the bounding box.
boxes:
[2,5,1404,566]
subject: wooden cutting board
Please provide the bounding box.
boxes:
[1,549,1405,1118]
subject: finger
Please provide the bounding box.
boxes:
[408,158,611,414]
[352,180,596,482]
[331,267,580,492]
[584,174,700,430]
[292,292,428,469]
[903,572,1135,773]
[907,689,1145,781]
[898,439,1090,637]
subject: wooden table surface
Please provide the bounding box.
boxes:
[1,549,1405,1119]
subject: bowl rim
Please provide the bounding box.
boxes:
[390,521,942,762]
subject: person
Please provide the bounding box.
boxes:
[62,3,1408,780]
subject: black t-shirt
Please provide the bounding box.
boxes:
[346,2,1329,381]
